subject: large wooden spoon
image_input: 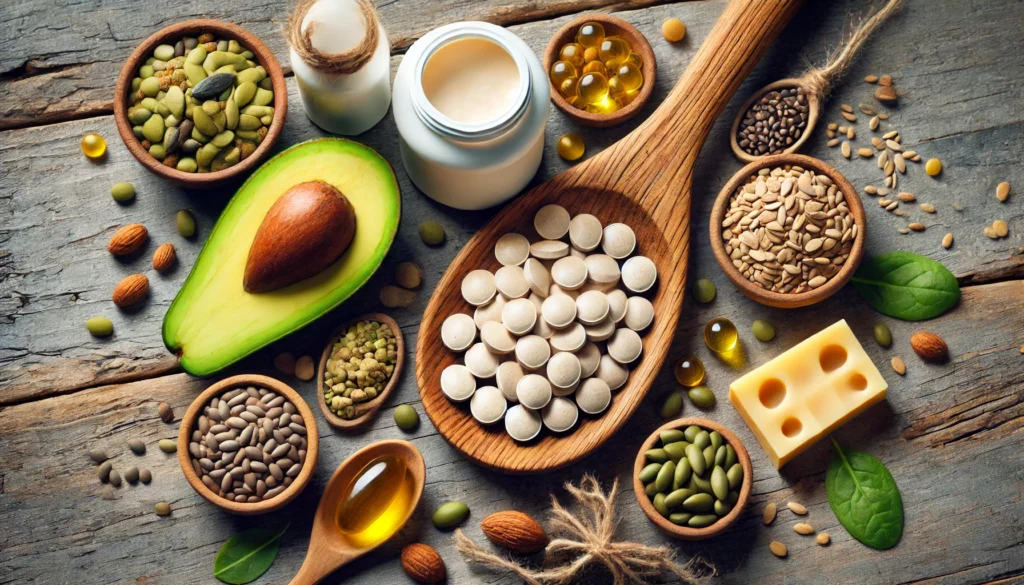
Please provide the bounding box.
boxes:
[416,0,806,474]
[288,440,425,585]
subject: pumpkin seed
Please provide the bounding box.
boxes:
[683,425,701,442]
[659,392,682,419]
[663,441,687,462]
[692,430,710,450]
[687,386,716,408]
[645,448,668,463]
[702,446,714,469]
[726,463,744,489]
[669,512,692,526]
[645,482,659,497]
[710,466,729,500]
[787,501,807,515]
[691,471,713,495]
[688,514,718,528]
[685,443,705,476]
[665,488,695,508]
[709,431,723,453]
[660,429,685,444]
[672,456,692,489]
[873,322,892,347]
[177,209,197,238]
[419,221,446,245]
[713,499,731,517]
[432,501,469,529]
[763,502,777,525]
[714,445,727,467]
[692,278,716,303]
[653,492,670,517]
[724,445,737,469]
[639,462,662,483]
[655,460,676,493]
[682,493,714,513]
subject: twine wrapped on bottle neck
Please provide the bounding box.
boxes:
[286,0,380,75]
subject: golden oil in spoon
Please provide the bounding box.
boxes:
[336,455,415,547]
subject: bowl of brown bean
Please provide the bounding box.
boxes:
[177,374,319,515]
[709,154,866,309]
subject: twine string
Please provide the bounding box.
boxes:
[286,0,380,75]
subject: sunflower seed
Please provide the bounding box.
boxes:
[909,222,926,231]
[842,111,857,122]
[828,138,840,147]
[897,192,916,202]
[894,153,906,173]
[869,116,879,131]
[996,182,1011,202]
[788,502,808,515]
[921,203,936,213]
[794,523,815,535]
[858,147,874,158]
[891,356,906,375]
[842,142,851,158]
[763,502,777,525]
[942,233,954,249]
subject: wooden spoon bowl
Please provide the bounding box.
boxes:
[709,153,866,308]
[289,440,426,585]
[633,418,753,540]
[729,78,821,163]
[177,374,319,515]
[542,14,657,128]
[113,19,287,188]
[416,0,807,474]
[316,313,406,431]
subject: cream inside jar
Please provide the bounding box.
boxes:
[421,37,521,126]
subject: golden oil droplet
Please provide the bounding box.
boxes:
[559,43,585,70]
[599,37,632,68]
[549,61,576,87]
[576,22,606,48]
[673,355,706,387]
[81,133,107,159]
[337,455,414,547]
[704,318,738,353]
[577,72,609,105]
[614,62,643,92]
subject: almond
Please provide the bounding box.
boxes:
[480,510,548,554]
[400,543,445,584]
[107,224,148,256]
[152,243,176,272]
[910,331,949,361]
[112,274,149,308]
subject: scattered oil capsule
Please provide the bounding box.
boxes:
[550,61,576,86]
[577,72,609,105]
[557,132,585,162]
[608,76,626,96]
[576,22,606,48]
[615,62,643,92]
[559,43,585,69]
[81,133,107,159]
[559,78,578,102]
[599,36,631,68]
[704,318,738,353]
[674,356,705,387]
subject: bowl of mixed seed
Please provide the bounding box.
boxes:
[114,19,287,187]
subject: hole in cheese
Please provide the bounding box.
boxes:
[819,344,848,372]
[781,416,802,437]
[848,372,868,391]
[758,378,786,409]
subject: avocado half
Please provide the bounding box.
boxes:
[163,138,401,376]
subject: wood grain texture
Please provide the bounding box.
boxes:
[0,281,1020,584]
[1,0,1021,405]
[415,0,806,473]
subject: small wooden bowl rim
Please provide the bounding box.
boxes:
[113,19,288,188]
[708,153,866,309]
[632,418,753,540]
[542,14,657,128]
[177,374,320,515]
[729,78,821,164]
[316,313,406,432]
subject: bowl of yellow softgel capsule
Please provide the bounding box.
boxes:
[543,14,656,127]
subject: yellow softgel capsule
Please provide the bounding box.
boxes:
[620,89,639,106]
[705,317,738,353]
[662,18,687,42]
[81,133,107,159]
[925,158,942,176]
[599,36,632,68]
[576,22,606,48]
[559,77,578,101]
[614,62,643,92]
[582,60,608,78]
[557,132,585,161]
[559,43,585,69]
[625,52,642,68]
[577,72,609,105]
[549,61,576,87]
[585,95,620,114]
[607,75,626,96]
[674,355,706,387]
[583,47,599,63]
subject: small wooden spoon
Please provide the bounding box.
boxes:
[316,313,405,431]
[289,440,426,585]
[416,0,807,474]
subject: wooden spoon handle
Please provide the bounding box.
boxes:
[287,541,357,585]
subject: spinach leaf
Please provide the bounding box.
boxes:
[850,251,960,320]
[214,523,289,584]
[826,439,903,550]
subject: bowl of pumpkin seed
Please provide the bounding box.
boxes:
[114,19,287,187]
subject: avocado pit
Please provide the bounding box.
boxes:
[244,181,356,293]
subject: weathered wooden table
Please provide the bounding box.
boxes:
[2,0,1022,583]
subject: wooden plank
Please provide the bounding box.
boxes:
[0,280,1020,584]
[2,0,1022,403]
[0,0,667,130]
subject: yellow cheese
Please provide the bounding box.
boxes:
[728,320,887,468]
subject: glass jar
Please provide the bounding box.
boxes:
[393,22,550,210]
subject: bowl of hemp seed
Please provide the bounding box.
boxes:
[317,314,405,431]
[114,19,287,187]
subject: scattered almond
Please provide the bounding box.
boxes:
[787,502,807,515]
[401,543,446,584]
[480,510,548,554]
[817,532,831,545]
[911,332,949,361]
[891,356,907,375]
[996,181,1010,202]
[769,541,788,558]
[763,502,777,525]
[152,243,176,272]
[794,523,815,535]
[112,274,149,308]
[107,224,148,256]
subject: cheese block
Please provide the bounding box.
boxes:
[728,320,887,468]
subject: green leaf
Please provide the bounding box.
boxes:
[850,251,960,320]
[214,523,289,584]
[826,439,903,550]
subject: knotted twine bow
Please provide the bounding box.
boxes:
[285,0,380,75]
[455,475,712,585]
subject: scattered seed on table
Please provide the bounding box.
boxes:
[841,142,851,158]
[891,356,907,375]
[155,502,171,516]
[873,323,892,347]
[827,138,840,147]
[140,469,152,484]
[842,111,857,122]
[941,233,954,249]
[859,104,875,115]
[788,502,807,515]
[864,185,878,195]
[996,181,1011,202]
[419,221,446,245]
[128,439,145,454]
[908,223,926,232]
[274,352,296,375]
[692,278,716,303]
[88,449,109,464]
[87,316,114,337]
[394,404,419,431]
[158,402,174,423]
[897,192,915,202]
[158,439,177,453]
[769,541,788,558]
[794,523,814,535]
[98,461,113,482]
[101,486,118,500]
[763,502,777,525]
[925,158,942,176]
[921,203,936,214]
[660,392,683,419]
[885,139,903,152]
[846,127,855,140]
[817,532,831,545]
[869,116,879,131]
[840,104,853,114]
[827,122,838,131]
[109,470,122,487]
[984,226,998,239]
[858,147,874,158]
[752,320,775,342]
[878,112,890,120]
[294,355,315,381]
[993,220,1009,237]
[124,466,140,484]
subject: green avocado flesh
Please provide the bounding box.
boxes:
[163,138,401,376]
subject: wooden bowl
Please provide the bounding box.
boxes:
[729,78,821,163]
[542,14,657,128]
[633,418,753,540]
[177,374,319,515]
[113,19,287,188]
[316,313,406,432]
[709,153,866,308]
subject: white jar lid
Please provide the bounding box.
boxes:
[575,290,610,325]
[534,204,570,239]
[501,297,538,336]
[546,351,581,389]
[541,396,579,432]
[585,254,621,285]
[530,240,569,260]
[551,256,588,290]
[495,361,525,402]
[505,404,542,442]
[461,269,497,306]
[470,385,507,424]
[516,373,552,410]
[495,264,530,299]
[514,335,550,370]
[623,296,655,331]
[601,223,636,259]
[621,256,658,293]
[569,214,603,252]
[607,328,643,364]
[440,364,476,402]
[595,354,629,390]
[441,313,477,351]
[495,233,530,266]
[465,342,500,378]
[575,378,611,414]
[473,294,507,330]
[523,258,550,298]
[606,289,628,323]
[550,322,586,353]
[480,321,516,354]
[541,293,577,329]
[575,342,601,378]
